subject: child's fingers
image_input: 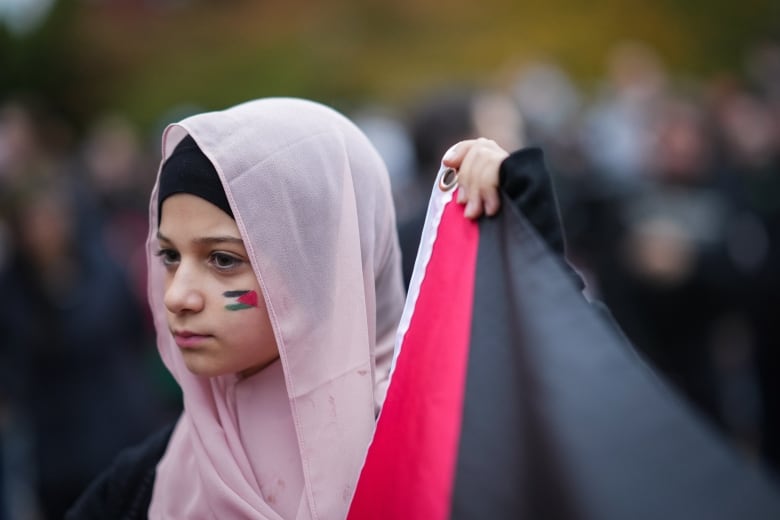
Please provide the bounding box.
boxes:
[466,140,504,219]
[464,199,482,219]
[458,144,486,219]
[443,138,508,220]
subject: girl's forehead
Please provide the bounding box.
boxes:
[159,194,242,240]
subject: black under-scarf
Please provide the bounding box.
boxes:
[157,135,234,221]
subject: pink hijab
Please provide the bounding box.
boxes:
[146,98,405,519]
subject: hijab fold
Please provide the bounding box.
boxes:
[147,98,405,519]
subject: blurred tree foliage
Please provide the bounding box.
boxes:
[0,1,84,126]
[1,0,778,135]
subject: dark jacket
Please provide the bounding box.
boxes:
[65,422,174,520]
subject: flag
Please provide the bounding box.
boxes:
[348,172,780,519]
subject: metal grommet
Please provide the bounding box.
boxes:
[438,167,458,192]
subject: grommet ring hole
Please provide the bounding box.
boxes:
[439,168,458,191]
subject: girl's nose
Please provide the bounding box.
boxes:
[164,266,205,314]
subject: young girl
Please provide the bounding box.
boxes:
[68,97,558,519]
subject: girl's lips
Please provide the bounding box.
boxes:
[173,331,211,349]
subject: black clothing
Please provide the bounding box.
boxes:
[0,236,164,519]
[65,423,174,520]
[498,147,566,257]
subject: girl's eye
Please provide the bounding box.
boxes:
[156,248,180,266]
[211,252,242,271]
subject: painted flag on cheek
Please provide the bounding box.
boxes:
[348,169,780,519]
[224,290,258,311]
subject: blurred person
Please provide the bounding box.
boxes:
[398,86,527,287]
[745,40,780,105]
[0,100,58,520]
[580,41,669,184]
[509,60,601,292]
[0,169,166,519]
[79,114,158,315]
[66,97,569,519]
[592,94,742,431]
[351,108,418,222]
[511,60,590,180]
[0,400,41,520]
[77,112,183,432]
[710,79,780,472]
[470,89,526,153]
[512,60,582,148]
[397,88,479,287]
[0,98,75,283]
[0,101,42,186]
[0,98,74,186]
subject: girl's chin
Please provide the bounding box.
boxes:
[181,352,223,378]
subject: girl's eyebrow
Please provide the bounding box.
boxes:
[156,230,243,245]
[193,236,244,245]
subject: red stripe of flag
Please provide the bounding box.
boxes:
[348,196,478,520]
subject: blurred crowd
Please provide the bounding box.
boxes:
[1,39,779,518]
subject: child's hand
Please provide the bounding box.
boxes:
[442,138,509,220]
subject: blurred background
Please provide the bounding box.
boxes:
[1,0,779,518]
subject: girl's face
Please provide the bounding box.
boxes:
[157,193,278,379]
